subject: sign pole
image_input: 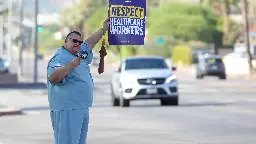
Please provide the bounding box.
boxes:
[34,0,38,83]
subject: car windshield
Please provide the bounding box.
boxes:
[206,58,222,64]
[125,58,169,70]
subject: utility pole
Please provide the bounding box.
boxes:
[241,0,253,73]
[34,0,38,83]
[8,0,12,71]
[18,0,24,77]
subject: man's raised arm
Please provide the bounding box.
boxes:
[86,18,110,49]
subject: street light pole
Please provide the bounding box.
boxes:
[34,0,38,83]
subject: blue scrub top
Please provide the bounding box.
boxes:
[47,41,94,111]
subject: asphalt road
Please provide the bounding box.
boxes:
[0,68,256,144]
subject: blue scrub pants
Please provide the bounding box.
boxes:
[50,108,89,144]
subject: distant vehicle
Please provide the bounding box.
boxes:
[92,53,100,66]
[110,56,179,107]
[0,57,10,74]
[196,55,226,79]
[192,49,213,63]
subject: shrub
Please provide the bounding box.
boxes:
[172,45,192,66]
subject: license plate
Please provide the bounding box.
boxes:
[212,66,217,70]
[146,88,157,94]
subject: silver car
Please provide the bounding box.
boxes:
[0,57,9,74]
[110,56,179,107]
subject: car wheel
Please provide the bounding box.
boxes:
[219,74,226,80]
[111,86,120,106]
[161,97,178,106]
[4,69,9,74]
[120,94,130,107]
[196,74,203,79]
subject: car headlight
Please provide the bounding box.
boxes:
[165,75,177,83]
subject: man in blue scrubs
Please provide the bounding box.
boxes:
[47,18,109,144]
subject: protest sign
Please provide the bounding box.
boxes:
[108,0,146,45]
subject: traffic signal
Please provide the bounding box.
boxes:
[38,26,43,32]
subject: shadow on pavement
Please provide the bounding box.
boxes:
[19,102,237,111]
[179,101,236,107]
[91,101,236,108]
[122,101,236,108]
[21,106,49,111]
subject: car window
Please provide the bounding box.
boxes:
[206,58,222,64]
[125,58,168,70]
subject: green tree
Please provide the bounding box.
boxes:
[172,45,192,66]
[200,0,240,46]
[147,0,161,8]
[148,3,219,44]
[60,0,107,38]
[38,29,63,55]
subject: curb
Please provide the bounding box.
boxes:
[0,83,47,89]
[0,108,23,117]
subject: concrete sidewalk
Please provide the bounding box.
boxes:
[0,89,48,117]
[0,82,47,117]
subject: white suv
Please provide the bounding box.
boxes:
[110,56,179,107]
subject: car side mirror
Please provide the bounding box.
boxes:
[172,66,177,71]
[115,67,121,73]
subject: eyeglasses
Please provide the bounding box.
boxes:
[70,38,83,45]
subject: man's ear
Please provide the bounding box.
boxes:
[63,41,67,47]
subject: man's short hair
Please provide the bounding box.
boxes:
[65,31,82,42]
